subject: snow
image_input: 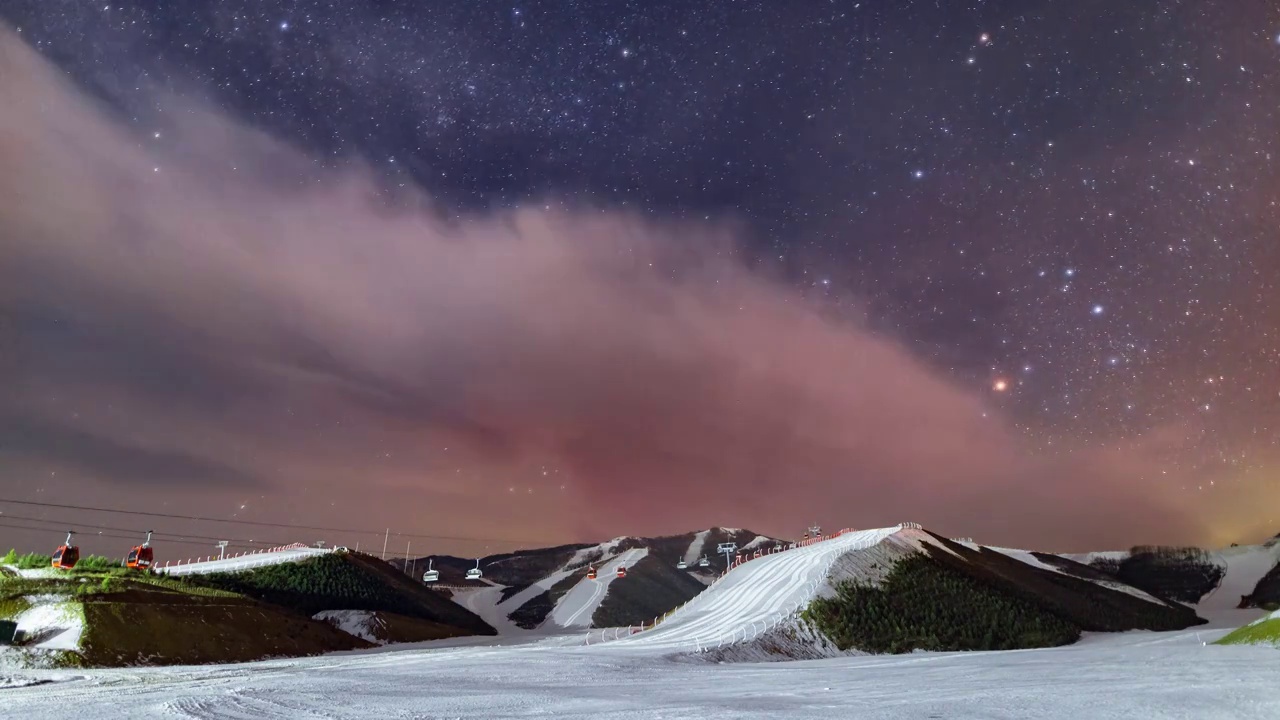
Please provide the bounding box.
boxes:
[499,567,577,612]
[988,546,1169,605]
[1200,542,1280,611]
[156,546,334,576]
[1061,541,1280,611]
[9,566,59,579]
[562,536,633,571]
[314,610,384,644]
[1247,608,1280,627]
[551,548,648,628]
[2,621,1278,719]
[740,535,772,552]
[610,528,896,651]
[683,529,711,567]
[12,596,84,651]
[452,584,522,635]
[1064,550,1129,565]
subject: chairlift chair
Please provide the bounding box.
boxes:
[676,559,687,570]
[125,530,155,571]
[422,558,439,583]
[586,567,597,580]
[52,531,79,570]
[698,555,709,568]
[464,558,483,580]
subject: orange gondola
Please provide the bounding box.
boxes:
[126,530,154,571]
[52,531,79,570]
[616,566,627,578]
[586,567,597,580]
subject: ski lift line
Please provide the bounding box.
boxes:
[0,513,298,549]
[0,498,564,547]
[0,518,295,554]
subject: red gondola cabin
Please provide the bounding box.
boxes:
[52,531,79,570]
[616,566,627,578]
[586,567,597,580]
[126,531,154,571]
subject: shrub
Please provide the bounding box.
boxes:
[804,553,1080,654]
[2,549,16,565]
[15,553,52,569]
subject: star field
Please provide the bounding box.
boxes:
[2,0,1279,548]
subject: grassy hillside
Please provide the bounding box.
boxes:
[186,552,495,635]
[1214,611,1280,648]
[804,532,1203,655]
[591,554,707,628]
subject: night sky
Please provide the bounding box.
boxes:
[1,1,1278,558]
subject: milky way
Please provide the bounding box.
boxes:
[0,2,1278,557]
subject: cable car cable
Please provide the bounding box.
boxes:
[0,497,564,546]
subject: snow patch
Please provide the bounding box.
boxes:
[1201,543,1280,611]
[10,567,59,580]
[14,597,84,651]
[314,610,385,645]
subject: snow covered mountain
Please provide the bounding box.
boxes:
[1063,534,1280,611]
[397,527,785,632]
[611,526,1208,662]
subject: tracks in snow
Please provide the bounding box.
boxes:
[604,527,898,653]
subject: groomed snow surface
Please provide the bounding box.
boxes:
[156,546,335,577]
[604,528,896,651]
[2,619,1277,719]
[4,528,1279,717]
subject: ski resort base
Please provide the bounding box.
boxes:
[1,617,1277,719]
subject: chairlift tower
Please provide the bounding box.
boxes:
[717,541,737,574]
[217,540,229,560]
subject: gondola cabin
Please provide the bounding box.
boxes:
[586,567,597,580]
[698,556,709,568]
[676,559,687,569]
[616,566,627,579]
[126,530,155,571]
[422,558,439,583]
[464,558,483,580]
[52,531,79,570]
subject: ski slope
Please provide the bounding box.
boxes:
[156,545,334,576]
[609,527,898,652]
[1201,542,1280,610]
[683,529,710,567]
[7,593,1276,720]
[452,584,522,634]
[551,548,648,628]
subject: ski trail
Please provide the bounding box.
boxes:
[683,529,711,567]
[609,528,897,651]
[551,548,648,628]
